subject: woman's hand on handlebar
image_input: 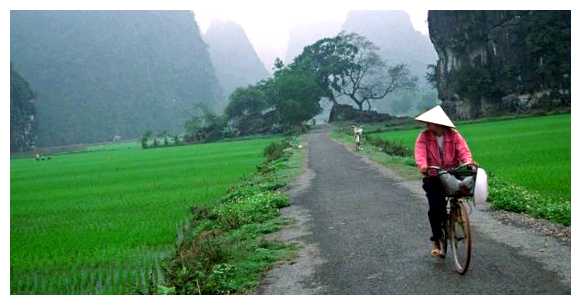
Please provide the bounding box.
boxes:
[459,162,477,171]
[421,166,441,177]
[427,167,440,177]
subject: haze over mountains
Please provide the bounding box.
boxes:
[204,21,270,107]
[342,10,437,87]
[11,10,223,146]
[284,21,342,64]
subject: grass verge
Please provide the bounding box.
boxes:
[156,137,305,294]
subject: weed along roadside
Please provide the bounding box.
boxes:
[330,114,571,228]
[156,137,304,294]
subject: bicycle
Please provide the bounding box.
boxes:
[428,164,477,275]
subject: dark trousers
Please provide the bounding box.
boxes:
[422,176,447,241]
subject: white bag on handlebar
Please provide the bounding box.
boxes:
[473,168,488,205]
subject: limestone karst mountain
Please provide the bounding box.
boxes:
[11,10,223,146]
[428,10,571,118]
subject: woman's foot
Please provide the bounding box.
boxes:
[431,241,443,257]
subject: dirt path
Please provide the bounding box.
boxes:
[258,128,570,294]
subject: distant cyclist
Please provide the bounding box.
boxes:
[352,125,363,151]
[413,106,474,257]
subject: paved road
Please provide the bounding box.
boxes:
[259,128,570,294]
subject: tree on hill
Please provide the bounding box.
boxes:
[292,32,417,112]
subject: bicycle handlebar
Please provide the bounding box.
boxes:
[425,164,476,177]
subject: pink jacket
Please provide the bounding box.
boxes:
[414,128,473,170]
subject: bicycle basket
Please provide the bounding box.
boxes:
[439,173,474,197]
[439,166,476,197]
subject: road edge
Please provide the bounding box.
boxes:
[257,133,327,294]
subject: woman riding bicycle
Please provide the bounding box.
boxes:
[413,105,474,257]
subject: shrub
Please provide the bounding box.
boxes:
[263,139,291,161]
[366,135,411,157]
[214,192,288,230]
[141,130,153,149]
[163,229,230,294]
[382,140,411,157]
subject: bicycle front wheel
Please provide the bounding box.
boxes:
[450,200,472,274]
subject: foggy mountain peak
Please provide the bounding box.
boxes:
[344,10,417,34]
[342,10,436,78]
[205,20,251,47]
[285,20,343,64]
[204,20,269,104]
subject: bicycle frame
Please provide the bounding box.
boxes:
[443,195,472,274]
[428,165,474,274]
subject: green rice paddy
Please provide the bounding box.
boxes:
[10,137,277,294]
[373,114,571,202]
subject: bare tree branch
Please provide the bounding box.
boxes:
[329,33,417,111]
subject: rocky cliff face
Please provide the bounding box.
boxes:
[428,11,570,119]
[204,21,269,107]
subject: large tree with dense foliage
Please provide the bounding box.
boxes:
[222,59,324,135]
[224,85,268,119]
[291,33,358,106]
[269,66,324,128]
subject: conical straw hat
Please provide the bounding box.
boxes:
[414,105,455,128]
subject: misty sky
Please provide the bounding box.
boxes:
[193,4,429,71]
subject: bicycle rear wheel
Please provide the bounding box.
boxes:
[450,200,472,274]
